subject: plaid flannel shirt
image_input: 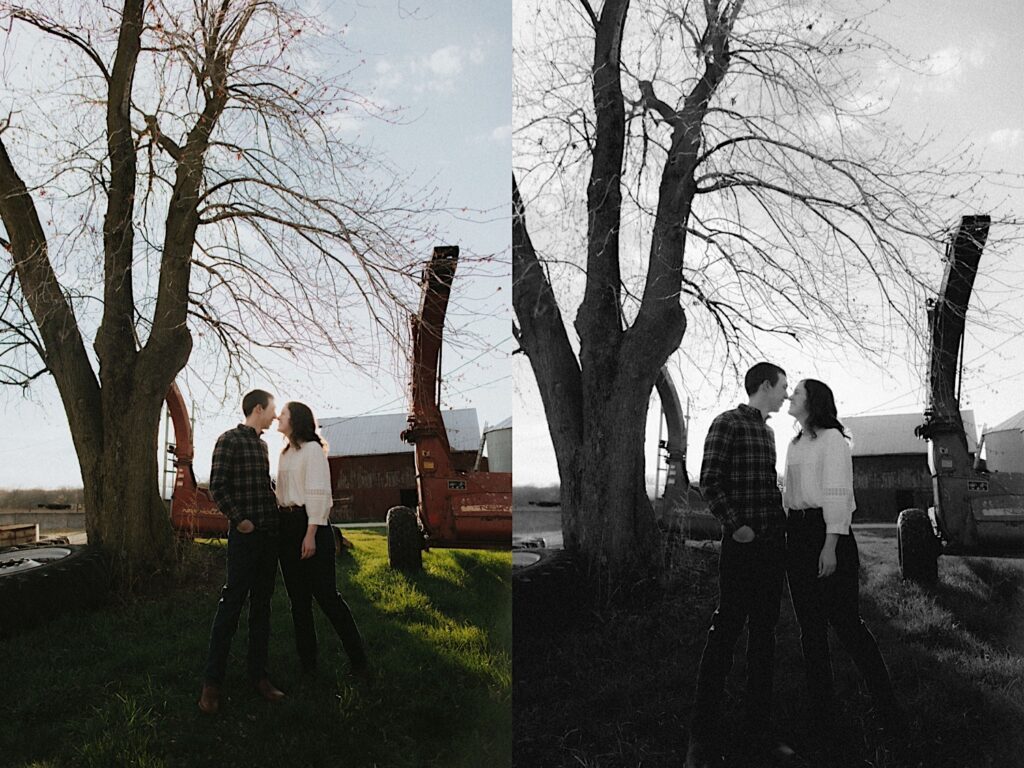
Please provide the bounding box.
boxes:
[700,404,785,537]
[209,424,279,533]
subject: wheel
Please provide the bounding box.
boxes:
[512,545,564,574]
[897,508,939,584]
[0,544,111,637]
[512,547,582,635]
[386,506,423,571]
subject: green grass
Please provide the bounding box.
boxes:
[1,531,511,768]
[514,532,1024,768]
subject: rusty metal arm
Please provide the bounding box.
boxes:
[165,382,195,463]
[401,246,458,459]
[916,215,990,456]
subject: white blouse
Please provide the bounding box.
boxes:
[783,428,856,534]
[276,441,333,526]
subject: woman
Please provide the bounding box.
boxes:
[783,379,900,729]
[276,401,368,676]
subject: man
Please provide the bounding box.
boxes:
[198,389,285,715]
[685,362,791,768]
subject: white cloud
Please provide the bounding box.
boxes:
[989,129,1023,149]
[323,111,362,135]
[922,47,964,78]
[408,45,474,95]
[375,44,486,96]
[425,45,464,77]
[374,59,404,89]
[915,46,987,93]
[491,124,512,143]
[873,59,902,100]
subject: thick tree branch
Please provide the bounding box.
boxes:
[0,136,103,441]
[5,7,112,81]
[576,0,631,362]
[96,0,145,376]
[576,0,598,28]
[513,174,583,474]
[626,2,743,370]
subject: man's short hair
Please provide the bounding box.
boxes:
[242,389,273,416]
[744,362,786,395]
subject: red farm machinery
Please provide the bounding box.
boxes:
[165,383,226,537]
[897,215,1024,582]
[385,246,512,570]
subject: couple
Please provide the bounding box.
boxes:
[685,363,902,767]
[197,389,368,715]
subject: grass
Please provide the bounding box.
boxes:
[514,531,1024,768]
[1,530,511,768]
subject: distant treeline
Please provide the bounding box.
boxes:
[0,488,85,509]
[513,484,560,507]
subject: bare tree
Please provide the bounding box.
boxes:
[0,0,444,588]
[513,0,1016,582]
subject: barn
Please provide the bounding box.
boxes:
[982,410,1024,473]
[844,410,978,523]
[319,409,483,523]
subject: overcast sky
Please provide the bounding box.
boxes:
[513,0,1024,490]
[0,0,511,489]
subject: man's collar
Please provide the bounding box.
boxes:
[238,423,263,436]
[738,403,769,422]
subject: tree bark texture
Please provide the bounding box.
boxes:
[513,2,740,584]
[0,0,236,588]
[0,132,184,585]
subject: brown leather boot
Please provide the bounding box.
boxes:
[198,683,220,715]
[255,677,285,702]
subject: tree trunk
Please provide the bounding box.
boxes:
[514,176,676,587]
[77,384,177,589]
[557,358,662,587]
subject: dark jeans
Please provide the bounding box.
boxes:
[278,512,367,671]
[785,510,895,719]
[690,532,786,750]
[202,526,279,684]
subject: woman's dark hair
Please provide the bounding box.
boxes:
[793,379,851,443]
[283,401,324,452]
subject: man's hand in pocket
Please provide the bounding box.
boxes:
[731,525,755,543]
[236,519,255,534]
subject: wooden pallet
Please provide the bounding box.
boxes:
[0,523,38,548]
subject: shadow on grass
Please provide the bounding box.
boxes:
[514,534,1024,768]
[0,532,511,768]
[849,547,1024,768]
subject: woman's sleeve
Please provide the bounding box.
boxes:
[302,444,334,526]
[821,430,854,534]
[274,447,286,505]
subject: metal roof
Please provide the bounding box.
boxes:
[843,410,978,456]
[485,416,512,432]
[319,408,480,457]
[986,409,1024,434]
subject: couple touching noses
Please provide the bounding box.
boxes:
[685,363,902,768]
[198,390,368,716]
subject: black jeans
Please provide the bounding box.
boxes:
[278,512,367,671]
[690,532,786,750]
[202,525,279,684]
[785,510,895,718]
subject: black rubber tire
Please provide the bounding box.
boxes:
[512,546,566,575]
[386,506,423,572]
[897,507,939,585]
[0,545,111,638]
[512,548,582,635]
